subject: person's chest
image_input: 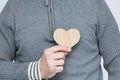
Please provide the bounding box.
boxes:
[14,0,99,63]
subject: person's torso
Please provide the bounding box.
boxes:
[14,0,102,80]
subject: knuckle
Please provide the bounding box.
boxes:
[59,67,64,72]
[61,53,65,57]
[61,60,65,65]
[62,60,65,65]
[55,66,64,73]
[59,52,64,56]
[61,67,64,70]
[59,53,65,59]
[57,60,65,65]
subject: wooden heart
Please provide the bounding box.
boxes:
[53,28,80,48]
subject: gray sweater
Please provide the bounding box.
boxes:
[0,0,120,80]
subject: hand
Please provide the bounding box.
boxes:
[40,45,71,79]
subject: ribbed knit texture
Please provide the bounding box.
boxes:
[28,61,41,80]
[0,0,120,80]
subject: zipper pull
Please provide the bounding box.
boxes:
[45,0,49,7]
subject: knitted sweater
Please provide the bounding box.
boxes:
[0,0,120,80]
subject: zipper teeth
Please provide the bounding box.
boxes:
[45,0,49,6]
[47,0,55,39]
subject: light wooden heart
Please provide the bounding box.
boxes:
[53,28,80,48]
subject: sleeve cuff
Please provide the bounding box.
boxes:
[28,61,41,80]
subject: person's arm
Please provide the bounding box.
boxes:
[0,1,70,79]
[0,0,41,79]
[96,0,120,80]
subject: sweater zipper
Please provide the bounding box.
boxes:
[45,0,55,39]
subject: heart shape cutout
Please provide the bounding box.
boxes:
[53,28,80,48]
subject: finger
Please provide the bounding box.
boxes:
[55,66,64,73]
[47,45,71,53]
[50,52,65,60]
[55,59,65,66]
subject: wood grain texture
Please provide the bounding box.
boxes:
[53,28,80,48]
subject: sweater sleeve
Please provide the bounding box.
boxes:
[96,0,120,80]
[28,61,41,80]
[0,0,41,80]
